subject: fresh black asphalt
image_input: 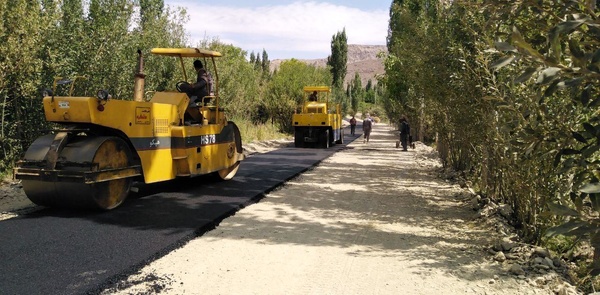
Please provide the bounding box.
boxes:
[0,128,363,295]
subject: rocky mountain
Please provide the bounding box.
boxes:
[270,44,387,87]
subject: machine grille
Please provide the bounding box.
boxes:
[154,119,169,134]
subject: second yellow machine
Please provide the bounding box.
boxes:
[14,48,244,210]
[292,86,343,148]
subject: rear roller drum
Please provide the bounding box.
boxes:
[21,136,135,210]
[320,129,330,149]
[294,128,304,148]
[217,161,240,180]
[215,121,242,181]
[336,129,343,144]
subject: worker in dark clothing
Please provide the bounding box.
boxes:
[349,115,357,135]
[400,116,410,151]
[180,60,212,124]
[188,60,209,104]
[308,91,318,102]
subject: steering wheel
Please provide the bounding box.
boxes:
[176,81,190,93]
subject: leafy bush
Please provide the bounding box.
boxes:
[381,0,600,284]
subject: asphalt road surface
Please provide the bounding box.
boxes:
[0,128,359,295]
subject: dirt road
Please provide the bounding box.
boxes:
[99,123,577,295]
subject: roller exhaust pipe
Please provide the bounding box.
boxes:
[133,49,145,102]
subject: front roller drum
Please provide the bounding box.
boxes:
[215,121,243,181]
[20,135,137,210]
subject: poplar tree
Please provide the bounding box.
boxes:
[254,55,261,71]
[327,28,347,89]
[140,0,164,28]
[350,72,362,112]
[261,49,270,79]
[61,0,85,73]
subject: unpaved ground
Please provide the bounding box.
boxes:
[89,123,577,295]
[0,179,36,220]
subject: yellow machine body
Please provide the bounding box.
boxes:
[14,48,243,210]
[42,93,241,183]
[292,86,343,148]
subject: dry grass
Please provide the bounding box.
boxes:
[231,117,290,144]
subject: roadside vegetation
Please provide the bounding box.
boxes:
[381,0,600,291]
[4,0,596,291]
[0,0,356,176]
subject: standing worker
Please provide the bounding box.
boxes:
[363,114,373,143]
[349,115,357,135]
[400,116,410,151]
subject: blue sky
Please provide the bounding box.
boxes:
[164,0,391,60]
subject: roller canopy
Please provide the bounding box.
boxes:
[303,86,331,93]
[150,48,222,58]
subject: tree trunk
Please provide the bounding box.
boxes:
[12,93,24,151]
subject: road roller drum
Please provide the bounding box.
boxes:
[18,134,138,210]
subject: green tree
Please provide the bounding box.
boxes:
[198,40,261,120]
[60,0,86,74]
[0,0,190,173]
[0,0,44,171]
[327,28,347,89]
[38,0,62,87]
[135,3,188,94]
[350,72,362,111]
[261,49,270,74]
[140,0,164,28]
[346,84,355,112]
[261,49,271,80]
[383,0,600,288]
[84,0,137,98]
[254,54,261,71]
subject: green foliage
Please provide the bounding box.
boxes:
[0,0,189,171]
[361,103,387,123]
[382,0,600,283]
[228,115,288,143]
[198,39,262,120]
[485,2,600,278]
[261,49,271,79]
[349,72,362,112]
[544,235,579,255]
[331,86,349,115]
[0,0,46,171]
[327,29,348,89]
[139,0,164,27]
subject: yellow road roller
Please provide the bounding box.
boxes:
[292,86,343,148]
[13,48,244,210]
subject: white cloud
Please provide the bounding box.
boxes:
[165,1,388,59]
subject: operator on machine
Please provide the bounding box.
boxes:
[187,60,210,104]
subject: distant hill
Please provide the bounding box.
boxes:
[270,44,387,87]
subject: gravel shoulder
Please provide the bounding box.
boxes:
[92,123,577,295]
